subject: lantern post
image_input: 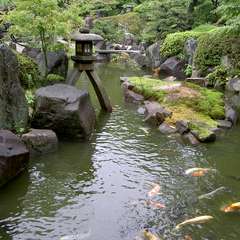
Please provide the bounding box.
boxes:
[67,28,112,113]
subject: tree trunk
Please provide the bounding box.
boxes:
[39,29,48,77]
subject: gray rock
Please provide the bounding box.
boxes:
[176,120,190,135]
[184,38,198,65]
[137,107,146,115]
[21,129,58,155]
[0,130,29,187]
[32,84,96,139]
[160,57,186,80]
[84,16,94,29]
[145,42,162,68]
[0,44,28,130]
[182,132,200,146]
[121,80,134,90]
[144,101,172,127]
[123,89,144,103]
[159,123,177,134]
[23,48,68,78]
[217,120,232,129]
[132,52,148,68]
[225,105,238,125]
[226,77,240,92]
[123,32,136,46]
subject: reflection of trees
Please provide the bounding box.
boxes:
[0,171,30,237]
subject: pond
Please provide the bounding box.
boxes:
[0,63,240,240]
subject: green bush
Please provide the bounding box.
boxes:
[194,27,240,75]
[17,53,41,90]
[206,65,229,87]
[160,31,202,59]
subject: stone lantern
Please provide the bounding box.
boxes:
[67,28,112,112]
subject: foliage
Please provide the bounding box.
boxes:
[17,53,41,90]
[194,27,240,75]
[6,0,82,76]
[160,25,217,59]
[184,64,193,77]
[92,12,142,42]
[160,31,201,59]
[45,73,65,84]
[218,0,240,31]
[206,65,229,87]
[134,0,193,43]
[25,90,35,108]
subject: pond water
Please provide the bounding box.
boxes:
[1,63,240,240]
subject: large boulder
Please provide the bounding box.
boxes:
[160,57,186,80]
[0,130,29,187]
[23,48,68,78]
[0,44,28,130]
[22,129,58,155]
[226,77,240,93]
[145,42,162,68]
[32,84,96,139]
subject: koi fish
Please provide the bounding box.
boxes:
[198,187,226,200]
[145,200,166,209]
[184,235,192,240]
[185,168,216,177]
[148,184,161,197]
[175,215,214,230]
[140,127,149,134]
[143,229,161,240]
[222,202,240,213]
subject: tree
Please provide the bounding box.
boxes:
[6,0,82,76]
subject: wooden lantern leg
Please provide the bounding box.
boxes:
[86,70,112,113]
[66,68,83,85]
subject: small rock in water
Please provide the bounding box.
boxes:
[182,132,200,146]
[176,120,190,135]
[159,122,177,134]
[137,106,146,115]
[217,120,232,129]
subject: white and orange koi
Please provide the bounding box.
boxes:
[148,184,161,197]
[222,202,240,213]
[145,200,165,209]
[143,229,161,240]
[185,168,216,177]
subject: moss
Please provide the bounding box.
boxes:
[194,27,240,75]
[16,53,41,90]
[127,77,224,132]
[46,74,64,84]
[189,121,216,140]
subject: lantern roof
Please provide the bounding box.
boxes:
[71,28,104,42]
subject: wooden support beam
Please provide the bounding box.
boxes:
[86,70,112,113]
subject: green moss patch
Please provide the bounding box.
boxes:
[127,77,224,134]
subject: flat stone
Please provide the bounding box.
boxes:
[186,77,206,87]
[21,129,58,155]
[0,130,29,187]
[159,122,177,134]
[163,76,177,82]
[176,120,190,135]
[182,132,200,145]
[217,120,232,129]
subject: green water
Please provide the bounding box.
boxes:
[0,63,240,240]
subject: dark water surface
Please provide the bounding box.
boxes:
[1,63,240,240]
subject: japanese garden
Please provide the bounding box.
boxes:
[0,0,239,239]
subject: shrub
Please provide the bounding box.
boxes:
[46,74,65,84]
[17,53,41,90]
[194,27,240,75]
[206,65,229,87]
